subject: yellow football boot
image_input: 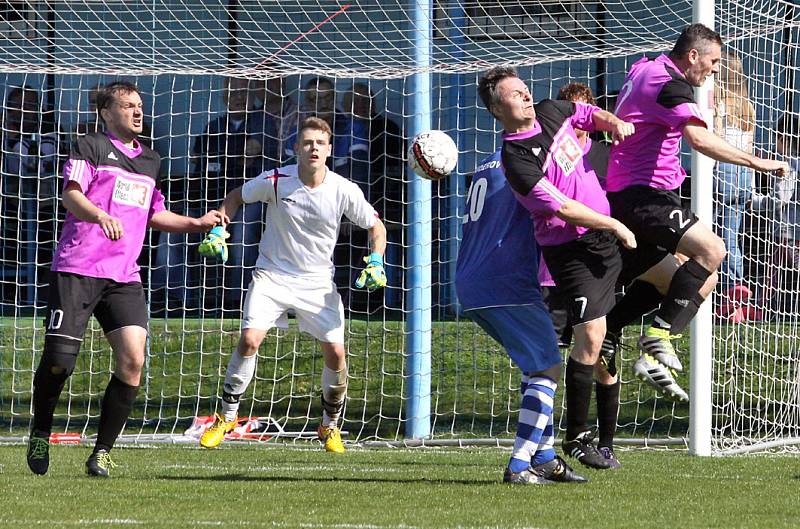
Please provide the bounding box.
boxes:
[200,413,238,448]
[317,425,345,453]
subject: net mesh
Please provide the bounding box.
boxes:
[1,0,798,453]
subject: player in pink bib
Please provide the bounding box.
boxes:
[607,24,788,400]
[27,81,227,478]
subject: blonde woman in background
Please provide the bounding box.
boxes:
[714,49,756,322]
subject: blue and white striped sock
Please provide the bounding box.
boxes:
[533,386,557,466]
[509,375,557,473]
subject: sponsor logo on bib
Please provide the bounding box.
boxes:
[554,135,582,176]
[112,176,151,209]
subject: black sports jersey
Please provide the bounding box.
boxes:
[501,99,609,246]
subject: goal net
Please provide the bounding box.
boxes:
[0,0,798,453]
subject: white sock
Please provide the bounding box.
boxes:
[221,350,256,421]
[321,366,347,428]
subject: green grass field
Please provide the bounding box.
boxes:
[0,443,798,529]
[2,317,696,441]
[3,316,800,527]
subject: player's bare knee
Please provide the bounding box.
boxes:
[117,353,145,380]
[695,234,726,270]
[321,342,346,367]
[585,323,606,355]
[707,236,727,268]
[238,332,263,356]
[570,346,600,366]
[535,364,562,384]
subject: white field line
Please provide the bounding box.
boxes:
[0,520,548,529]
[160,462,499,476]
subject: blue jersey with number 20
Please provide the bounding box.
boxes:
[455,149,541,310]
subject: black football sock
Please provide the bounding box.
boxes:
[95,375,139,453]
[595,380,620,448]
[653,259,712,331]
[31,364,70,434]
[565,357,594,441]
[670,291,706,333]
[606,281,663,334]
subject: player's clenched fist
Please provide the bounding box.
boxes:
[198,225,230,263]
[612,220,637,250]
[611,121,635,145]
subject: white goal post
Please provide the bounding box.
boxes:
[0,0,799,454]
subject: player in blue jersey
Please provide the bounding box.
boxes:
[455,150,586,485]
[477,66,638,471]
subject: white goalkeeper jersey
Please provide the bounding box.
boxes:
[241,164,378,279]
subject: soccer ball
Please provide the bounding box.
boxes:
[408,130,458,181]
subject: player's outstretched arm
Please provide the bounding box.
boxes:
[684,122,789,176]
[196,186,244,264]
[556,199,637,249]
[62,181,124,240]
[149,209,229,233]
[591,109,635,145]
[355,218,388,291]
[217,186,245,220]
[367,217,387,256]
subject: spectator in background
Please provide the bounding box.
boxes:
[288,77,347,168]
[336,82,371,186]
[341,82,405,200]
[714,50,756,322]
[250,73,299,165]
[0,85,66,307]
[299,77,337,130]
[184,77,275,312]
[335,83,375,310]
[1,86,64,190]
[752,114,800,317]
[74,83,103,138]
[338,82,406,311]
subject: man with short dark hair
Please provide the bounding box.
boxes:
[477,66,635,470]
[197,116,387,454]
[26,81,227,478]
[191,76,274,312]
[607,23,788,400]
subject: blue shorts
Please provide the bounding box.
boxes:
[466,301,561,374]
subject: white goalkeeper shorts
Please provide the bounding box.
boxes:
[242,268,345,344]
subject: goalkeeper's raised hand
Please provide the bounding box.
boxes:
[354,252,387,292]
[198,225,230,263]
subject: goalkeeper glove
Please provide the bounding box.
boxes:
[354,252,387,292]
[198,225,230,263]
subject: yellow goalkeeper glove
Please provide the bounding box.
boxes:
[198,225,230,263]
[354,252,387,292]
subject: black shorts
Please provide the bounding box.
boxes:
[44,272,148,340]
[607,185,699,285]
[540,285,572,347]
[541,231,622,325]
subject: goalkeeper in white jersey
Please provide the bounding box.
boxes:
[198,116,387,452]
